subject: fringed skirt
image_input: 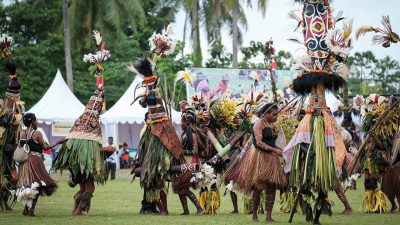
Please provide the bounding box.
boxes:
[381,165,400,198]
[235,146,286,194]
[138,128,182,190]
[52,139,106,185]
[0,126,18,189]
[289,115,338,193]
[18,154,57,196]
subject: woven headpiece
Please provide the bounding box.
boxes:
[289,0,353,95]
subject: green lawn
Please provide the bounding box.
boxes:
[0,170,398,225]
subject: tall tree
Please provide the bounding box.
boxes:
[63,0,73,91]
[225,0,269,68]
[202,0,231,45]
[371,56,400,94]
[231,0,239,68]
[347,51,377,81]
[68,0,145,51]
[191,0,202,66]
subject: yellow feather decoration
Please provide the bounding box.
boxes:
[175,71,193,86]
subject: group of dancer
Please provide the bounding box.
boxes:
[1,0,400,224]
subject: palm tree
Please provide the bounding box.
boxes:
[225,0,270,68]
[32,0,145,90]
[202,0,231,45]
[182,0,202,67]
[63,0,73,91]
[69,0,145,50]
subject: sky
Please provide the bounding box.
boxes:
[173,0,400,63]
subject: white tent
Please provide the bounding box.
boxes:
[100,76,182,168]
[28,70,85,143]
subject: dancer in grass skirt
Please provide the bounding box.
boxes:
[0,34,23,212]
[52,31,112,216]
[17,113,62,216]
[235,103,286,223]
[283,1,353,223]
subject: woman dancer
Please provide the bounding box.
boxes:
[235,103,286,223]
[17,113,62,216]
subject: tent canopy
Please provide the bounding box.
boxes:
[101,76,181,124]
[28,70,85,124]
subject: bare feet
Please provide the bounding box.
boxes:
[73,211,85,216]
[73,208,85,216]
[341,208,353,215]
[159,211,169,216]
[231,210,239,214]
[253,217,259,223]
[265,218,276,223]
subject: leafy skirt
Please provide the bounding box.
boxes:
[52,139,106,185]
[138,128,182,190]
[289,115,338,193]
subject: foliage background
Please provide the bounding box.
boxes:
[0,0,399,111]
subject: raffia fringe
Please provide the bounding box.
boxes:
[66,131,102,144]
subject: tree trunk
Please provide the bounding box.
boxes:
[191,1,202,67]
[182,11,188,58]
[63,0,73,91]
[232,0,239,68]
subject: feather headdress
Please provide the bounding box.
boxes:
[0,33,13,58]
[148,24,176,57]
[83,30,111,76]
[356,16,399,48]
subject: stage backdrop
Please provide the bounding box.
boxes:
[185,68,295,99]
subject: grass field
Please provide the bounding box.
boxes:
[0,169,398,225]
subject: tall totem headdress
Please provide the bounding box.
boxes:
[67,31,110,144]
[289,0,353,95]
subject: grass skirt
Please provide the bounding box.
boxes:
[0,126,18,189]
[289,115,338,193]
[235,146,286,194]
[222,147,241,184]
[52,139,106,185]
[18,154,57,196]
[138,127,181,190]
